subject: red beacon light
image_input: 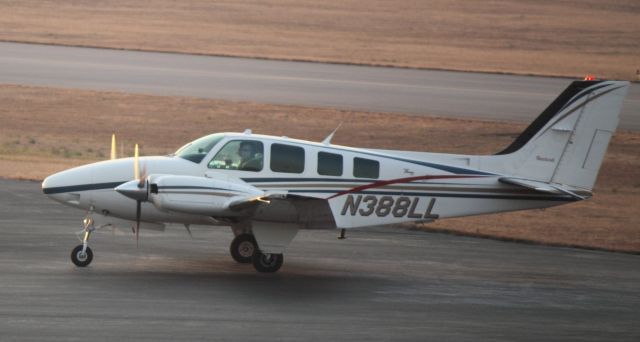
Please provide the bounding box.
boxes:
[584,75,597,81]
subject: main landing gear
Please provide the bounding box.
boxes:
[229,233,284,273]
[252,251,283,273]
[230,233,257,264]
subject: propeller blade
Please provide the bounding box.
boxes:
[135,200,141,247]
[134,144,140,181]
[138,164,147,188]
[134,144,148,188]
[110,134,117,160]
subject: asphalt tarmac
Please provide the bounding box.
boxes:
[1,178,638,341]
[1,42,638,131]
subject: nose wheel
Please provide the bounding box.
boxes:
[230,233,257,263]
[71,245,93,267]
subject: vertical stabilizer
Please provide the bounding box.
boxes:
[484,80,629,190]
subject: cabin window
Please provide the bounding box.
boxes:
[353,157,379,178]
[175,133,225,164]
[317,152,343,176]
[208,140,263,171]
[271,143,304,173]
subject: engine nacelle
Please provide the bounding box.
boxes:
[148,174,263,216]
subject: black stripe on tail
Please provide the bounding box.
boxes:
[496,80,604,155]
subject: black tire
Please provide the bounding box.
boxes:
[230,233,256,264]
[71,245,93,267]
[252,251,283,273]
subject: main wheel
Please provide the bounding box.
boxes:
[230,233,257,264]
[252,251,283,273]
[71,245,93,267]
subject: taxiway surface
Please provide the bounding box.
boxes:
[1,42,638,131]
[1,178,638,341]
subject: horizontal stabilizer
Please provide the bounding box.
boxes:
[499,177,590,200]
[498,177,560,193]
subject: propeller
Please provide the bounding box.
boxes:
[135,200,141,246]
[110,134,117,160]
[115,143,148,247]
[134,144,148,246]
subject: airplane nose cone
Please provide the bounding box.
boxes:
[42,166,94,205]
[42,172,68,197]
[42,173,64,194]
[42,172,75,204]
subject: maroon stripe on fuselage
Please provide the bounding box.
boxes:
[326,175,486,199]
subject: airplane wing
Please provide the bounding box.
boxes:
[137,175,337,255]
[143,174,337,229]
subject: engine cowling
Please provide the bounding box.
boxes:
[147,174,263,216]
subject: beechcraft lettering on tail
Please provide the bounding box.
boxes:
[42,79,630,273]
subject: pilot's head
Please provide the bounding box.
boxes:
[238,141,257,161]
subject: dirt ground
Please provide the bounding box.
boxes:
[1,0,638,80]
[1,85,638,252]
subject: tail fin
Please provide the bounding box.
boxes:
[486,80,629,190]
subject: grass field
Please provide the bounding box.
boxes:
[0,0,638,80]
[1,85,638,252]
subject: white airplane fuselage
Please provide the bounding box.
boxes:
[42,132,578,228]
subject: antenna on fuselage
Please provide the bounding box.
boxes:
[321,123,343,145]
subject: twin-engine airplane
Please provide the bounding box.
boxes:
[43,79,629,273]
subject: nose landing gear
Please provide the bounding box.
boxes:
[70,214,111,267]
[71,216,95,267]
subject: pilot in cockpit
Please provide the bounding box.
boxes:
[237,141,263,171]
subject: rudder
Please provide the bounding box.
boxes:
[550,81,628,189]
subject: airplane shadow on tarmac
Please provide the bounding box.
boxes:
[62,256,392,304]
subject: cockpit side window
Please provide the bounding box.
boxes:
[208,140,264,172]
[175,133,225,164]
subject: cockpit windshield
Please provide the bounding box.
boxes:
[174,133,225,164]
